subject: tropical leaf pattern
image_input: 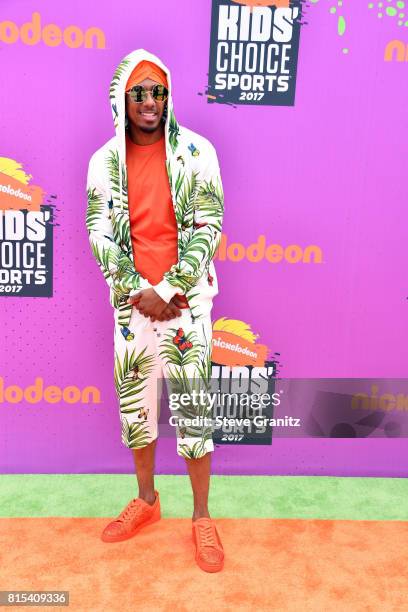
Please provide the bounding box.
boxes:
[157,320,214,457]
[86,50,224,329]
[114,312,214,457]
[121,419,151,449]
[178,438,213,460]
[169,108,180,153]
[114,345,156,448]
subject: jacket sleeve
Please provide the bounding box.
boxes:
[153,143,224,303]
[85,152,151,301]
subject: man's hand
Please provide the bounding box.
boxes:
[128,288,167,320]
[156,300,182,322]
[127,290,184,322]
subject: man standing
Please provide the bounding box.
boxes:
[86,49,225,573]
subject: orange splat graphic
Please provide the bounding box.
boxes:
[231,0,290,9]
[212,330,268,367]
[0,159,45,211]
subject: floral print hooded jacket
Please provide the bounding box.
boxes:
[86,49,224,328]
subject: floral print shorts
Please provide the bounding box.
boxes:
[113,305,214,459]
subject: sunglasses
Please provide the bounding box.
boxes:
[126,84,168,103]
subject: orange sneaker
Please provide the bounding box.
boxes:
[101,490,161,543]
[192,517,225,573]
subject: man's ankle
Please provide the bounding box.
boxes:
[138,491,156,505]
[192,509,211,521]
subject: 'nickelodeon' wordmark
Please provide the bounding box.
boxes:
[214,234,323,264]
[0,12,105,49]
[211,316,269,367]
[352,385,408,412]
[0,157,44,211]
[384,39,408,60]
[0,377,101,404]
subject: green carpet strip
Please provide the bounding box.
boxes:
[1,475,407,520]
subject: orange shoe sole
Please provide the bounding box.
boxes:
[101,504,161,543]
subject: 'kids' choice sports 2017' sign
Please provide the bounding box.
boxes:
[208,0,302,106]
[0,157,53,297]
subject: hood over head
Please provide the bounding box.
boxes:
[109,49,179,162]
[109,49,180,208]
[125,60,168,90]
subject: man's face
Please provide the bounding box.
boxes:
[125,78,167,134]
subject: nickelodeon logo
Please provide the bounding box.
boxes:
[352,385,408,412]
[212,317,269,367]
[0,12,105,49]
[0,377,101,404]
[384,40,408,62]
[0,157,44,211]
[214,234,323,264]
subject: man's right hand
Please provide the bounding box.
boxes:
[155,299,182,322]
[128,292,185,322]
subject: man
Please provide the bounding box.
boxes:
[86,49,225,573]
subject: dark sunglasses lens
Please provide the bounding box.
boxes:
[128,86,144,102]
[153,85,168,101]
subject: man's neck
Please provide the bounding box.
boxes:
[127,124,165,146]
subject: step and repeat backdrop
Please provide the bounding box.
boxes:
[1,0,407,475]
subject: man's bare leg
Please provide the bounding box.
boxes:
[132,439,157,505]
[185,451,212,521]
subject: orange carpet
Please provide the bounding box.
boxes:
[1,518,407,611]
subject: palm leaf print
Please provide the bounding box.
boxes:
[174,168,185,200]
[178,439,212,460]
[86,187,122,283]
[162,155,224,296]
[176,171,199,227]
[107,150,128,204]
[187,299,201,321]
[159,328,201,368]
[112,209,131,248]
[85,187,104,230]
[106,150,131,249]
[167,365,193,399]
[166,235,218,292]
[167,368,213,443]
[169,109,180,153]
[195,178,224,219]
[196,336,212,383]
[109,58,131,101]
[90,241,119,283]
[114,346,155,414]
[121,418,151,449]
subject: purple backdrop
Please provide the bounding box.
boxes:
[1,0,407,475]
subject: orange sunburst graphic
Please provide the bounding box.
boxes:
[0,157,45,211]
[212,317,269,367]
[231,0,290,9]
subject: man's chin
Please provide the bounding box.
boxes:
[138,123,162,134]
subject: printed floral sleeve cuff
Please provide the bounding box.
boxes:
[153,278,181,303]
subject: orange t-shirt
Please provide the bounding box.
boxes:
[126,131,187,306]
